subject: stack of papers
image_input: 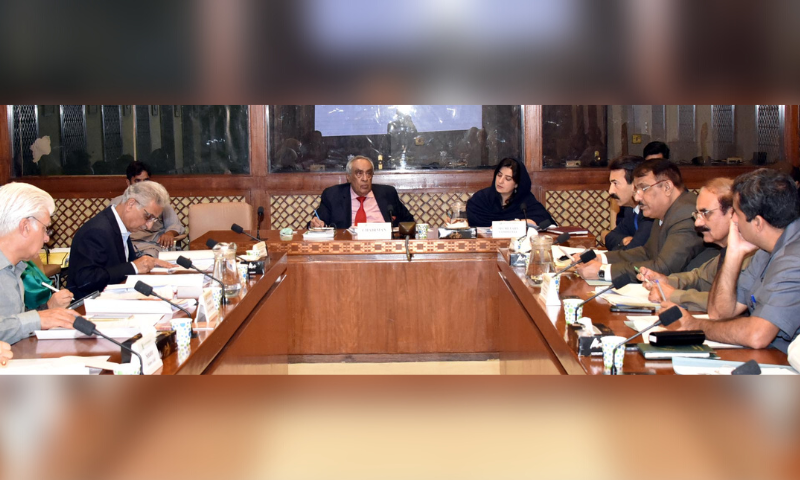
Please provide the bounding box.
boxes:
[159,250,214,271]
[599,283,661,309]
[303,228,335,240]
[625,315,744,349]
[0,356,115,375]
[36,313,167,339]
[124,274,205,289]
[672,357,798,375]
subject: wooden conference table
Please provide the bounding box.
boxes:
[11,252,290,374]
[12,228,788,374]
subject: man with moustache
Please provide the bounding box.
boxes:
[666,169,800,352]
[577,158,706,280]
[637,178,746,311]
[310,155,414,229]
[602,155,655,250]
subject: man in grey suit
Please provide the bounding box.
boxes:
[577,159,705,280]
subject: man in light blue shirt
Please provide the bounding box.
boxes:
[0,183,78,344]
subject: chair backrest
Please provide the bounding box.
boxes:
[188,202,254,242]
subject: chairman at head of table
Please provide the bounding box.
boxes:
[310,156,414,229]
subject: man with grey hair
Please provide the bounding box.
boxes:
[310,155,414,228]
[69,181,175,299]
[1,183,78,344]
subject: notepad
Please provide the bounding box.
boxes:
[638,343,716,359]
[0,356,113,375]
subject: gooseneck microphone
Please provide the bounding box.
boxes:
[175,256,227,306]
[73,316,144,375]
[256,207,264,240]
[231,223,260,243]
[553,249,597,276]
[134,281,194,318]
[577,273,632,309]
[520,204,528,227]
[554,233,571,245]
[611,306,683,374]
[386,204,395,227]
[534,218,554,232]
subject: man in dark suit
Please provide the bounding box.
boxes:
[310,156,414,229]
[578,159,706,280]
[603,155,654,251]
[69,181,175,299]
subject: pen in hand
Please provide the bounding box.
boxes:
[654,279,667,302]
[41,282,59,293]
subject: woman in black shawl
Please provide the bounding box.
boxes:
[466,158,554,227]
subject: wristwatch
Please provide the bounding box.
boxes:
[598,269,605,280]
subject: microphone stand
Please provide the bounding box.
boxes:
[74,317,144,375]
[175,256,228,306]
[611,306,682,375]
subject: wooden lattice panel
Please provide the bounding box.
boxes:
[51,195,246,248]
[270,192,475,230]
[270,195,321,230]
[545,190,611,239]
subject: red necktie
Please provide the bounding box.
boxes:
[354,196,367,225]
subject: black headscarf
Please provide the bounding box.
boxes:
[466,158,554,227]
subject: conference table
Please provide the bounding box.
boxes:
[10,252,290,374]
[11,228,789,374]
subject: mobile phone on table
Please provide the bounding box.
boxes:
[610,306,655,314]
[68,291,100,310]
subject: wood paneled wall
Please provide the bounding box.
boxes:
[1,105,797,230]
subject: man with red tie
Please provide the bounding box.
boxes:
[310,156,414,229]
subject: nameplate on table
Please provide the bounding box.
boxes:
[538,273,561,306]
[492,220,527,239]
[132,331,163,375]
[196,288,220,323]
[356,223,392,240]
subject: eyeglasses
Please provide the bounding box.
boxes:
[633,179,666,195]
[692,208,720,221]
[136,202,159,224]
[353,170,374,179]
[28,216,55,237]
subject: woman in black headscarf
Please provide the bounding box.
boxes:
[466,158,554,227]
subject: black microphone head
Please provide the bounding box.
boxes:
[176,256,193,269]
[579,250,597,263]
[555,232,570,244]
[231,224,244,234]
[658,306,683,327]
[206,238,218,249]
[612,273,633,290]
[257,206,264,216]
[520,204,527,214]
[387,204,395,214]
[731,359,762,375]
[536,218,552,231]
[73,316,97,336]
[134,281,153,296]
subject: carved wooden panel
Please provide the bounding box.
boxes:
[545,190,611,239]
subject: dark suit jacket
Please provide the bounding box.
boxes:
[605,190,705,278]
[69,206,137,298]
[605,206,654,251]
[315,183,414,229]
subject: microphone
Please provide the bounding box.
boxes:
[553,249,597,276]
[534,218,554,232]
[577,273,632,309]
[73,316,144,375]
[520,204,528,226]
[134,281,194,318]
[231,223,260,243]
[731,359,761,375]
[176,256,226,290]
[611,306,682,374]
[386,204,395,227]
[256,206,264,240]
[554,233,570,245]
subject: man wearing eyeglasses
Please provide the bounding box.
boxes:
[1,183,79,344]
[309,156,414,229]
[577,158,705,280]
[664,169,800,352]
[109,161,184,257]
[69,181,176,299]
[636,178,749,311]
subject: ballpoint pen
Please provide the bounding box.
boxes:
[41,282,60,293]
[654,279,667,302]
